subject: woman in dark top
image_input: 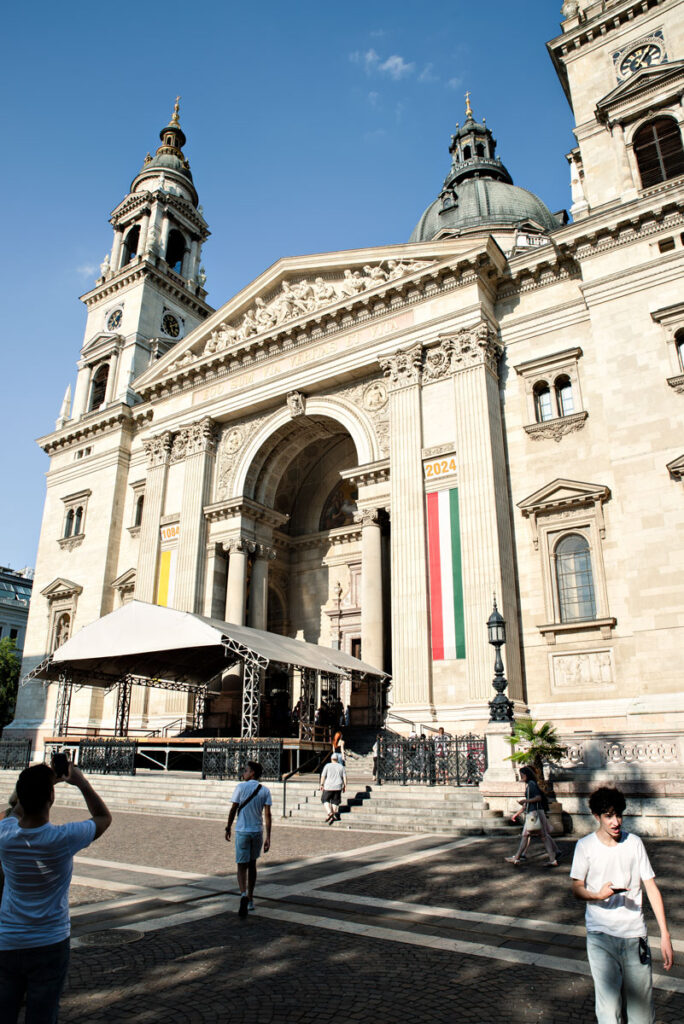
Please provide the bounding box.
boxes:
[505,765,559,866]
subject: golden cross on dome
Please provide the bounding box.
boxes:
[171,96,181,125]
[465,91,473,119]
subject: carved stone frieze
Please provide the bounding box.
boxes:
[423,339,453,381]
[362,380,388,412]
[524,411,588,443]
[287,391,306,417]
[379,344,423,390]
[667,373,684,394]
[57,535,85,552]
[193,259,434,365]
[216,413,270,500]
[142,430,173,468]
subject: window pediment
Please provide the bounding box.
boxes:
[667,455,684,482]
[518,478,610,549]
[595,60,684,125]
[40,578,83,601]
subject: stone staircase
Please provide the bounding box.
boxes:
[285,778,512,835]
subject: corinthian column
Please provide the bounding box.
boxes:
[379,344,431,710]
[248,546,276,630]
[135,432,173,602]
[355,508,384,672]
[174,418,218,612]
[224,539,250,625]
[449,322,522,702]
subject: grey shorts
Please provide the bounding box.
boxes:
[235,831,263,864]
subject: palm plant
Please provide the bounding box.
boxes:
[506,719,567,794]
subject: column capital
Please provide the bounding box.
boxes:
[448,321,502,376]
[171,417,219,462]
[353,508,380,527]
[221,537,256,555]
[379,344,422,391]
[255,543,277,561]
[142,430,174,468]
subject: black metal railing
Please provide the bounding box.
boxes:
[0,739,32,771]
[78,739,138,775]
[377,732,486,786]
[202,739,283,781]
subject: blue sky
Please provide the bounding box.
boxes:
[1,0,574,571]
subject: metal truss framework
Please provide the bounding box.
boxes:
[299,667,317,742]
[222,639,269,738]
[53,673,73,737]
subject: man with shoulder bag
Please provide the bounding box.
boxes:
[225,761,272,918]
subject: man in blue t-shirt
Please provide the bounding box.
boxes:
[0,761,112,1023]
[225,760,272,918]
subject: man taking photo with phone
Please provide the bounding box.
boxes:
[0,757,112,1022]
[570,785,673,1022]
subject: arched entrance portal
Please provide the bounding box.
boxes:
[213,412,390,735]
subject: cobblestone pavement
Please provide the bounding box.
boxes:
[17,810,684,1022]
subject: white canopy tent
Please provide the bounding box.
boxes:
[29,601,388,738]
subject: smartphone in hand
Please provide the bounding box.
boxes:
[51,752,69,779]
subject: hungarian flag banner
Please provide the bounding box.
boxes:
[426,488,466,660]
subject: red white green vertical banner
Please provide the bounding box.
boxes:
[426,488,466,660]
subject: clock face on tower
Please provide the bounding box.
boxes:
[106,309,122,331]
[161,312,181,338]
[615,32,666,80]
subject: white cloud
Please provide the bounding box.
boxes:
[368,91,380,108]
[379,54,415,79]
[76,264,97,278]
[447,76,463,90]
[363,128,387,142]
[418,63,437,83]
[350,48,380,73]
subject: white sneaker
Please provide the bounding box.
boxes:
[247,899,255,912]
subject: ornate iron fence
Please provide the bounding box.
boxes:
[202,739,283,781]
[377,732,486,786]
[0,739,32,771]
[78,739,137,775]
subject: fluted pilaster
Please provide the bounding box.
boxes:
[135,432,173,602]
[174,418,218,612]
[355,508,384,672]
[380,345,431,706]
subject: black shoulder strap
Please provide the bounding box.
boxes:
[238,783,262,814]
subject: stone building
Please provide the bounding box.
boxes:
[9,1,684,756]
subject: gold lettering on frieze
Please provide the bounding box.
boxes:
[192,310,414,406]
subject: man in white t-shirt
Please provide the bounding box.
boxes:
[0,761,112,1023]
[570,786,673,1023]
[225,761,272,918]
[320,753,346,823]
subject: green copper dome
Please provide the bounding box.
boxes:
[410,100,562,241]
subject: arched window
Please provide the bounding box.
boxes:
[121,225,140,265]
[676,329,684,373]
[165,229,186,273]
[533,381,553,422]
[64,509,74,538]
[134,494,144,527]
[89,364,109,411]
[555,533,596,623]
[633,118,684,189]
[73,507,83,535]
[463,145,472,160]
[555,374,574,417]
[475,143,485,158]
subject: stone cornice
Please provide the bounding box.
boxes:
[133,243,502,402]
[80,259,213,317]
[110,189,209,239]
[37,404,149,456]
[204,496,289,530]
[667,373,684,394]
[341,459,390,486]
[667,454,684,481]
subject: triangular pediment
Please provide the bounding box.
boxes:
[110,568,137,590]
[82,332,122,358]
[596,60,684,121]
[518,478,611,516]
[667,455,684,481]
[41,577,83,600]
[132,237,500,395]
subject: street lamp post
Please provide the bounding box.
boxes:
[487,598,514,723]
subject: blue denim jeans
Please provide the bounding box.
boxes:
[0,938,70,1023]
[586,932,654,1023]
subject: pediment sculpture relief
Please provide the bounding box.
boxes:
[170,259,433,372]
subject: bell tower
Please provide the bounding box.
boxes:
[548,0,684,219]
[69,99,214,421]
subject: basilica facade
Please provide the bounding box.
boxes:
[11,0,684,755]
